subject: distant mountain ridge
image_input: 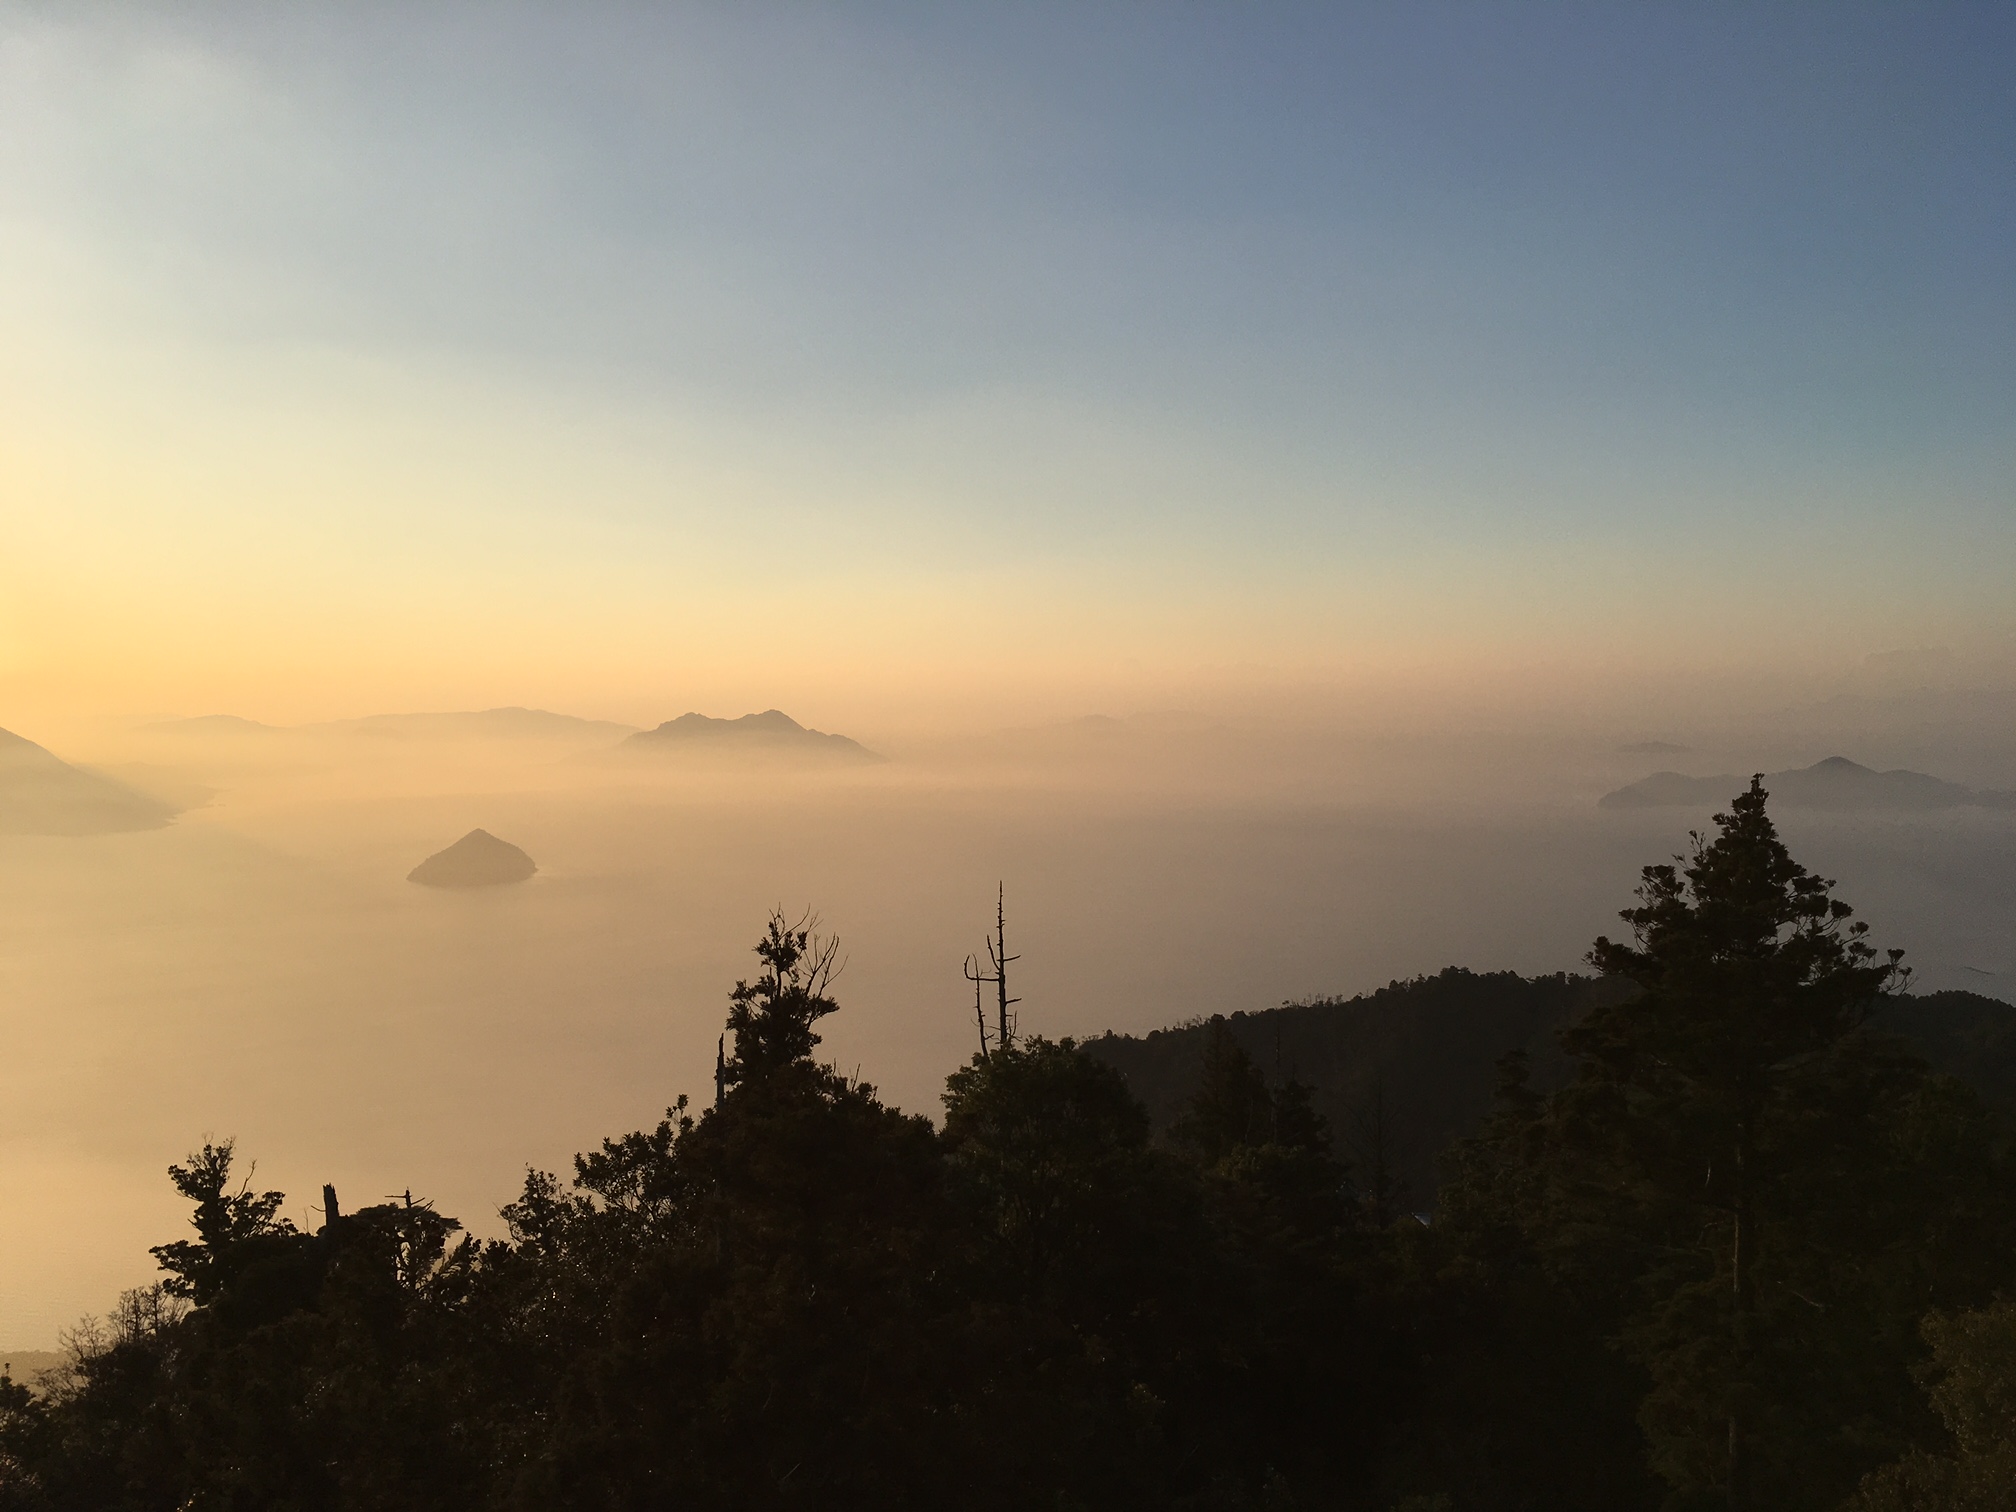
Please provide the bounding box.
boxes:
[620,710,882,762]
[0,727,178,835]
[142,708,637,740]
[140,706,883,757]
[1600,755,2016,811]
[140,714,282,735]
[326,708,637,741]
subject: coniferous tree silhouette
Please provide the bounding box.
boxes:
[1573,777,1908,1510]
[721,910,841,1084]
[1435,778,2008,1512]
[149,1140,295,1305]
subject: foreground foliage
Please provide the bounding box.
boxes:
[2,787,2010,1511]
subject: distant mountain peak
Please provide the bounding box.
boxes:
[619,710,882,762]
[650,709,806,736]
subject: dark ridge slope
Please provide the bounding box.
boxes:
[1085,969,1630,1209]
[1874,990,2016,1108]
[1087,974,2016,1208]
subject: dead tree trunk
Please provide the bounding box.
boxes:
[962,883,1022,1055]
[988,883,1020,1051]
[964,955,991,1059]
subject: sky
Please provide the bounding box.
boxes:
[2,1,2012,731]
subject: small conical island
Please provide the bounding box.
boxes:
[407,829,537,887]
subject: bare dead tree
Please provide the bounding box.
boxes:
[964,953,992,1059]
[988,882,1020,1050]
[961,883,1022,1054]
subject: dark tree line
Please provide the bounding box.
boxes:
[3,781,2013,1510]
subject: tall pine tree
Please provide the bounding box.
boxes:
[1440,778,2006,1512]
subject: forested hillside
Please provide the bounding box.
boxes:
[4,780,2014,1511]
[1088,979,2016,1213]
[1084,969,1626,1211]
[1874,989,2016,1108]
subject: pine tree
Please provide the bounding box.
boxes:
[1569,779,1906,1507]
[721,910,842,1084]
[1464,776,2012,1512]
[148,1140,296,1306]
[505,912,962,1511]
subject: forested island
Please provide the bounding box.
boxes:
[3,779,2012,1511]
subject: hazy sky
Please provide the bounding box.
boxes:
[2,3,2012,726]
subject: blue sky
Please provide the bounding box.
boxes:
[1,2,2011,720]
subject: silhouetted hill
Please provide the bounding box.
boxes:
[0,727,178,835]
[619,709,883,762]
[407,829,538,887]
[1874,990,2016,1109]
[1086,969,1631,1209]
[1088,975,2016,1208]
[1601,755,2016,811]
